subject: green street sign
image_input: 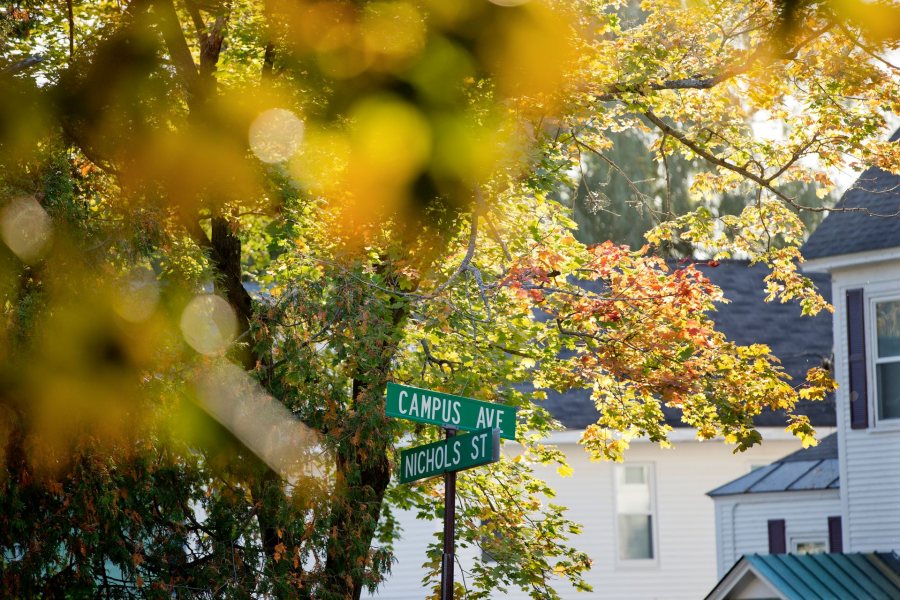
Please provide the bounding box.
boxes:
[399,428,500,484]
[386,382,517,440]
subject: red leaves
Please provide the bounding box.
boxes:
[528,289,545,303]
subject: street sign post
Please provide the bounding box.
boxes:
[399,427,501,484]
[386,382,517,439]
[387,382,512,600]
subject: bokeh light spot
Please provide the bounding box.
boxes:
[113,267,160,323]
[351,97,431,182]
[362,1,426,66]
[249,108,305,164]
[180,294,238,355]
[1,196,52,263]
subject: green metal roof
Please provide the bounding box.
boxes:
[707,553,900,600]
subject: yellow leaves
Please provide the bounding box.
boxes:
[787,415,818,449]
[800,366,838,401]
[556,464,574,478]
[580,425,630,462]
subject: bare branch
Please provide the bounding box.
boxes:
[419,339,459,378]
[835,20,899,71]
[465,264,492,321]
[574,136,662,224]
[1,55,44,77]
[483,213,512,263]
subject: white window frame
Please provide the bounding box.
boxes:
[790,535,827,555]
[868,293,900,428]
[613,463,659,568]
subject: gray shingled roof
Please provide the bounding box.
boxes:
[707,432,839,497]
[541,260,834,429]
[802,128,900,261]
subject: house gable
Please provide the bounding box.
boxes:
[706,553,900,600]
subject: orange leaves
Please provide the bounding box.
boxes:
[502,236,822,460]
[527,289,545,303]
[274,542,288,562]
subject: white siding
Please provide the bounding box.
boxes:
[830,262,900,552]
[367,506,441,599]
[367,436,807,600]
[712,490,840,577]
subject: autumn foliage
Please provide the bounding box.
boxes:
[0,0,895,597]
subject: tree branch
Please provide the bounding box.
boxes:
[644,111,900,217]
[419,338,459,377]
[596,22,835,100]
[427,208,479,297]
[1,55,44,77]
[66,0,75,62]
[643,110,792,201]
[153,0,200,96]
[183,0,207,36]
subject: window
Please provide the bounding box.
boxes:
[794,540,827,554]
[615,464,656,561]
[874,299,900,420]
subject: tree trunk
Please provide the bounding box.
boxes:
[321,276,411,599]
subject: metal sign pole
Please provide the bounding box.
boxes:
[441,427,457,600]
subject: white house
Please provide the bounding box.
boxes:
[802,131,900,553]
[708,432,842,577]
[705,127,900,598]
[369,261,836,600]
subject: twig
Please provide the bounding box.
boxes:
[419,339,459,378]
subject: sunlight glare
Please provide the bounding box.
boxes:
[249,108,306,164]
[1,196,52,263]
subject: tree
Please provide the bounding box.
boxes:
[0,0,895,598]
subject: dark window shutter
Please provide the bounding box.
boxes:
[768,519,786,554]
[828,516,843,553]
[847,289,869,429]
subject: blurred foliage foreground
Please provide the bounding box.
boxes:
[0,0,897,597]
